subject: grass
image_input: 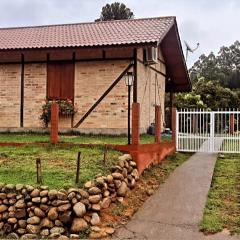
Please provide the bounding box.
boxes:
[0,133,171,145]
[0,133,172,189]
[140,152,192,184]
[0,144,121,189]
[200,154,240,235]
[111,202,126,216]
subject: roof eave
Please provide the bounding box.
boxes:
[0,41,159,53]
[160,20,192,93]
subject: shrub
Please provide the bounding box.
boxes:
[40,99,77,127]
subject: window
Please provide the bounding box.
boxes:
[47,62,74,100]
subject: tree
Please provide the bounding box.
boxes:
[164,41,240,128]
[172,77,240,111]
[190,41,240,88]
[175,92,207,110]
[95,2,134,22]
[193,79,240,110]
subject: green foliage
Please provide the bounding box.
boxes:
[40,99,77,127]
[95,2,134,21]
[190,41,240,88]
[40,100,51,127]
[111,202,126,216]
[175,92,207,110]
[170,41,240,113]
[79,226,91,239]
[174,79,240,111]
[193,79,240,110]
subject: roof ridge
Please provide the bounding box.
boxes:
[0,16,176,30]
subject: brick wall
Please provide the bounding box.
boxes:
[137,48,166,133]
[24,64,46,128]
[0,64,21,127]
[73,60,130,132]
[0,47,166,133]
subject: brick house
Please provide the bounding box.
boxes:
[0,16,190,134]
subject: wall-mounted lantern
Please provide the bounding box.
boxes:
[124,71,134,145]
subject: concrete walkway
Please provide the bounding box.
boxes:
[114,151,240,240]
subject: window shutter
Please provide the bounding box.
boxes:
[47,63,61,99]
[47,62,74,100]
[60,62,74,99]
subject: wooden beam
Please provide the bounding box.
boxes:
[102,50,106,59]
[73,62,133,128]
[170,90,175,108]
[0,57,134,65]
[72,52,76,128]
[0,42,157,53]
[133,49,137,102]
[20,54,25,127]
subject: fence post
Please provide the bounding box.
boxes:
[171,108,177,148]
[155,105,161,143]
[75,152,81,184]
[36,158,42,184]
[132,102,140,145]
[210,112,215,152]
[50,102,59,144]
[230,113,234,135]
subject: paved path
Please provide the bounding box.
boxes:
[114,149,239,240]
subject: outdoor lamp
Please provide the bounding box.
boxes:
[124,71,134,145]
[124,71,134,86]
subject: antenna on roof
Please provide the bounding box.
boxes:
[184,41,199,62]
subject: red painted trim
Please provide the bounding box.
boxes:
[50,102,59,144]
[132,103,140,145]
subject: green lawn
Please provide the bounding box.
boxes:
[0,144,121,189]
[0,133,171,145]
[200,154,240,235]
[0,133,172,189]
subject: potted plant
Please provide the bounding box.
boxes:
[40,99,77,127]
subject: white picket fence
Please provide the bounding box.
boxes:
[176,109,240,153]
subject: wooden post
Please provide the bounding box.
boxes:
[50,102,59,144]
[133,48,137,103]
[132,102,140,145]
[230,114,234,135]
[103,145,107,166]
[172,107,177,146]
[20,54,25,127]
[155,105,161,143]
[75,152,81,184]
[169,91,175,129]
[36,158,42,184]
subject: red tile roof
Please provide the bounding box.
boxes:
[0,17,175,50]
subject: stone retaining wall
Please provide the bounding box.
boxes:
[0,154,138,239]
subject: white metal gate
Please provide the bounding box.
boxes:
[176,109,240,153]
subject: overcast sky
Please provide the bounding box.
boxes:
[0,0,239,67]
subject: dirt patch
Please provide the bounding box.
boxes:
[99,153,191,232]
[43,158,74,170]
[0,158,7,165]
[100,163,169,228]
[0,153,9,165]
